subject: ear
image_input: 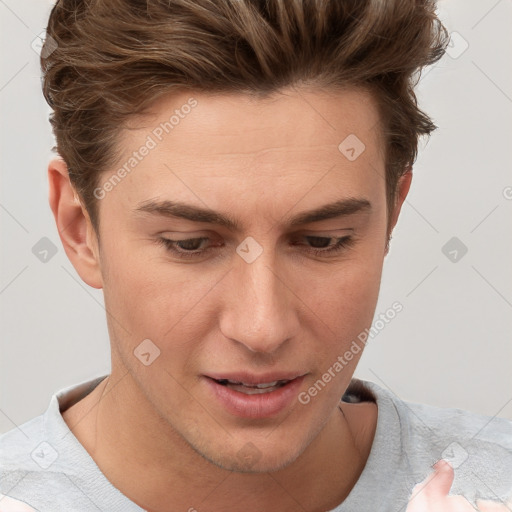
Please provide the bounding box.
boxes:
[48,158,103,289]
[388,167,413,236]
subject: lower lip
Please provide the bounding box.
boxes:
[204,376,305,419]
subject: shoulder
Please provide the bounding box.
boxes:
[392,389,512,452]
[0,414,47,473]
[359,379,512,504]
[0,377,104,510]
[0,376,143,512]
[356,378,512,445]
[0,413,49,511]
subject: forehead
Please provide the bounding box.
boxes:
[104,87,386,217]
[126,86,384,157]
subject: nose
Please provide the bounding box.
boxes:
[219,246,299,354]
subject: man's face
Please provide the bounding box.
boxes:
[93,87,389,472]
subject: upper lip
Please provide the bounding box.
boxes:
[205,371,307,385]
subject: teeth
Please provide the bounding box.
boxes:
[225,379,283,388]
[228,383,282,394]
[254,381,279,388]
[216,378,289,394]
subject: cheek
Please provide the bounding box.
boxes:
[101,256,213,392]
[100,236,213,344]
[300,249,384,364]
[312,247,383,317]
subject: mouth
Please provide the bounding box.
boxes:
[203,372,307,418]
[213,378,292,395]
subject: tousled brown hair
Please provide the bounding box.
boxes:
[41,0,449,234]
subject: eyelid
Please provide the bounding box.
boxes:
[298,228,354,236]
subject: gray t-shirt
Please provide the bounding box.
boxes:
[1,375,511,511]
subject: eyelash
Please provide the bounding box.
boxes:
[156,235,355,260]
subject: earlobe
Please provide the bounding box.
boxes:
[48,158,103,289]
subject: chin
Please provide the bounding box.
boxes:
[195,438,306,474]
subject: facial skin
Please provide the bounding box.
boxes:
[50,86,411,512]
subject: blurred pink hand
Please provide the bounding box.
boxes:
[0,494,37,512]
[406,459,511,512]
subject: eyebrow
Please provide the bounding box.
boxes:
[134,197,372,231]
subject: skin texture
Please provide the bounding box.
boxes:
[50,86,412,512]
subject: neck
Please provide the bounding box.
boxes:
[62,371,377,512]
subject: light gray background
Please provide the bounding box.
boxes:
[1,0,511,435]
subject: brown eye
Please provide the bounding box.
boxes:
[304,236,333,249]
[157,237,212,259]
[174,238,207,251]
[297,235,355,256]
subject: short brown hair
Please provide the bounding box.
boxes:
[42,0,449,234]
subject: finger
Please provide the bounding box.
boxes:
[428,459,456,498]
[476,498,512,511]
